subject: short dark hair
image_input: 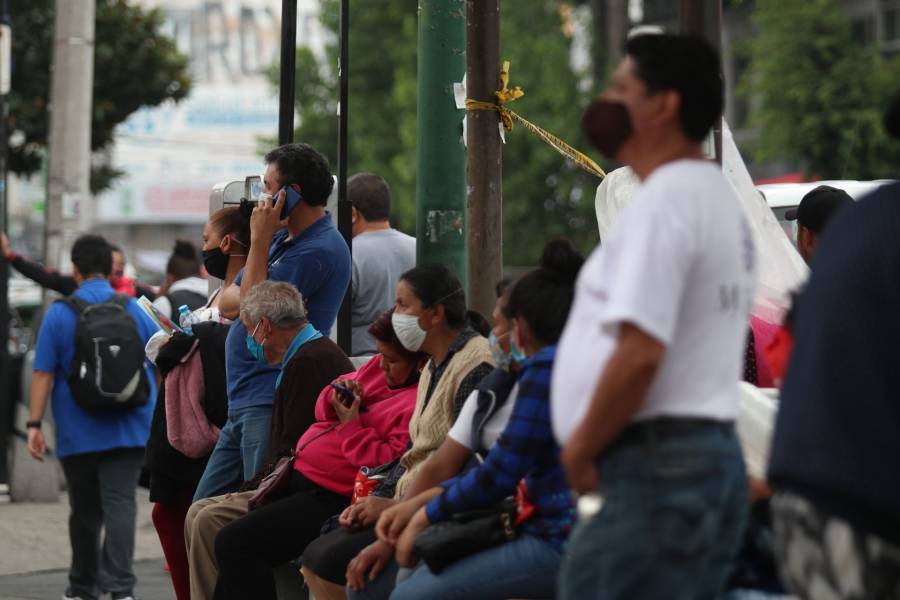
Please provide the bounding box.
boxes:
[71,235,113,278]
[505,239,584,346]
[400,264,468,330]
[167,240,201,279]
[625,34,723,142]
[349,173,391,221]
[264,143,334,206]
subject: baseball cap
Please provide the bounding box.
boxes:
[785,185,853,234]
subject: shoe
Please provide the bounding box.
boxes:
[62,591,86,600]
[111,595,137,600]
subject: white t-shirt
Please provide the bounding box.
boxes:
[552,160,757,445]
[448,384,519,451]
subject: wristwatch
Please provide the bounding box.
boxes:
[25,420,41,430]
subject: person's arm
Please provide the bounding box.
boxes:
[27,371,54,461]
[561,323,665,494]
[376,438,471,544]
[239,190,288,303]
[334,395,416,476]
[2,232,77,296]
[216,282,242,320]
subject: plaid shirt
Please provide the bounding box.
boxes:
[426,345,575,551]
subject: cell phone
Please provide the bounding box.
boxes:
[279,185,303,219]
[330,382,355,407]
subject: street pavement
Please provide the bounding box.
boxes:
[0,489,173,599]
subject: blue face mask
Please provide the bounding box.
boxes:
[510,328,528,364]
[488,331,513,371]
[246,321,267,364]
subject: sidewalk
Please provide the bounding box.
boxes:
[0,559,170,600]
[0,489,171,599]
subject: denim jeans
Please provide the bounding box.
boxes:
[388,535,562,600]
[558,420,749,600]
[193,405,272,501]
[60,447,145,600]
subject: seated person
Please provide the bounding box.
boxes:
[184,281,355,600]
[302,276,515,600]
[204,313,424,598]
[366,240,583,600]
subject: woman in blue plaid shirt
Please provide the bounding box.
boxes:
[384,240,583,600]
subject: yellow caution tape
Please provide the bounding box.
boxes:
[466,61,606,179]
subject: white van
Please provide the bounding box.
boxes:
[757,180,894,241]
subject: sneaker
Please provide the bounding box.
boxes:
[111,595,137,600]
[62,591,86,600]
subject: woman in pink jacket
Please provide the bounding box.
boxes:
[213,310,423,600]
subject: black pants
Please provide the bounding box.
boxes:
[302,526,379,584]
[214,470,350,600]
[60,447,144,600]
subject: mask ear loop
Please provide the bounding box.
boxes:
[221,235,248,257]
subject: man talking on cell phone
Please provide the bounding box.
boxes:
[193,143,352,502]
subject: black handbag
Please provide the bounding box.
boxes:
[412,498,518,574]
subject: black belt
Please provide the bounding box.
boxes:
[616,417,734,446]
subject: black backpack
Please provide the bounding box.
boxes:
[57,294,150,412]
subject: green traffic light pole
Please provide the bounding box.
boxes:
[415,0,467,284]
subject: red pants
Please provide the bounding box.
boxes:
[152,486,196,600]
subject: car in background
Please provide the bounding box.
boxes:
[757,180,895,244]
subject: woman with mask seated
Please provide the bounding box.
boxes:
[373,240,583,600]
[302,277,514,600]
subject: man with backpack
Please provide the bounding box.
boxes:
[27,234,158,600]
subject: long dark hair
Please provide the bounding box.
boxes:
[505,239,584,346]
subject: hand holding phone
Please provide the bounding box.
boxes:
[330,382,356,407]
[278,185,303,220]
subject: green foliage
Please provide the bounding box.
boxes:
[745,0,900,179]
[8,0,191,190]
[276,0,602,265]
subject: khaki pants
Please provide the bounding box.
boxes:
[184,491,253,600]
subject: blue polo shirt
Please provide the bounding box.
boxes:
[33,278,158,458]
[226,214,351,410]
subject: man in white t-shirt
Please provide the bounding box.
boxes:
[554,34,757,600]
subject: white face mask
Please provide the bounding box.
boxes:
[392,312,427,352]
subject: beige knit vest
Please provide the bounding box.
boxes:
[394,335,493,498]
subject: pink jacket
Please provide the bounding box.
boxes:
[293,355,417,496]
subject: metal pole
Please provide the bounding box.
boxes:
[44,0,95,271]
[336,0,352,354]
[0,0,11,486]
[679,0,723,163]
[278,0,297,146]
[465,0,501,321]
[415,0,467,282]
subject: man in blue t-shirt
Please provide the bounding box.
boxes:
[193,143,351,501]
[27,235,157,600]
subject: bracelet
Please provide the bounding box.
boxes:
[25,420,41,430]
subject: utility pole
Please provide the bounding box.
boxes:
[0,0,11,488]
[336,0,352,355]
[465,0,502,321]
[679,0,723,163]
[415,0,467,283]
[44,0,95,273]
[278,0,297,146]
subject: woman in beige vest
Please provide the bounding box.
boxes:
[300,264,494,600]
